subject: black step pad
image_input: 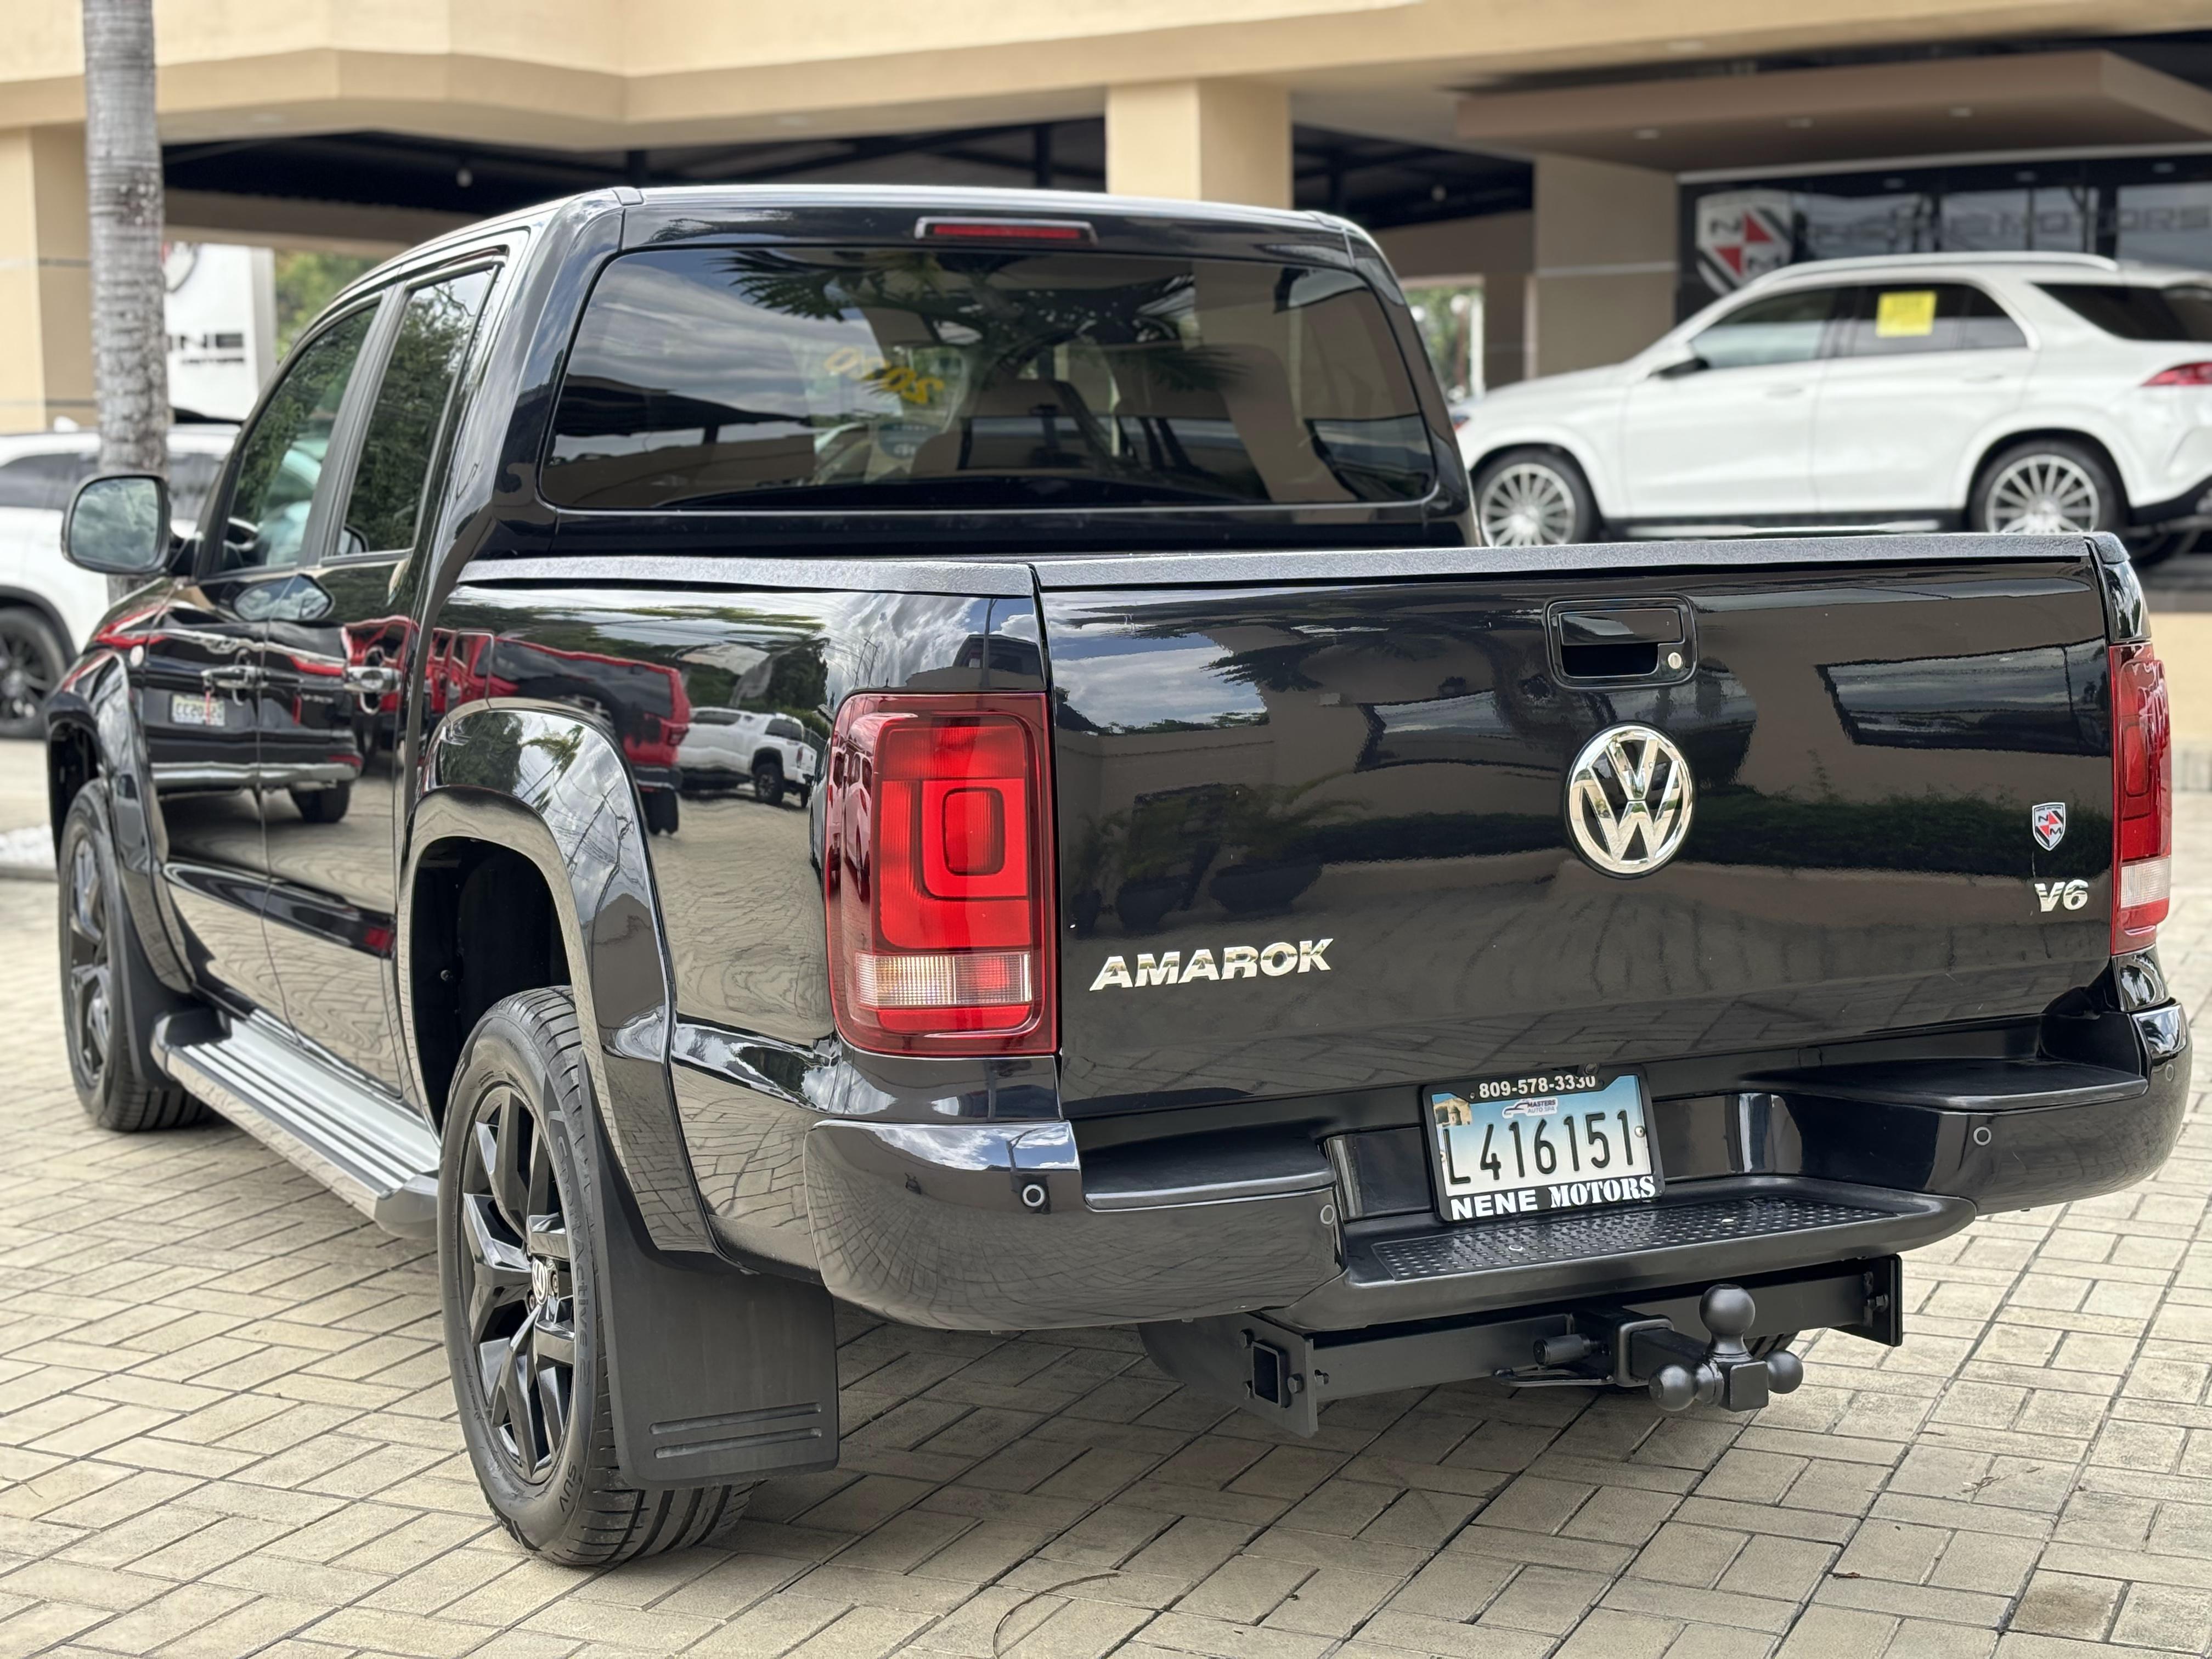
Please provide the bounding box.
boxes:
[1369,1195,1890,1281]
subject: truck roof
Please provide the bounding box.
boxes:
[338,185,1375,307]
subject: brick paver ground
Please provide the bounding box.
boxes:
[0,799,2207,1659]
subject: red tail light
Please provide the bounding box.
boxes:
[2145,362,2212,386]
[825,693,1056,1056]
[2111,640,2171,952]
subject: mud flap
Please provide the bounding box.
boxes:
[588,1165,840,1490]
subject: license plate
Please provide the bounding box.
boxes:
[1425,1069,1659,1222]
[170,691,223,728]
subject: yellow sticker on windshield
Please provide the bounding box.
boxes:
[1876,290,1938,337]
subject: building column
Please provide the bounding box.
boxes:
[0,126,92,435]
[1105,80,1291,208]
[1526,153,1677,379]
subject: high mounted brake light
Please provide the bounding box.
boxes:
[2145,362,2212,386]
[2111,640,2171,952]
[825,693,1056,1056]
[914,217,1094,244]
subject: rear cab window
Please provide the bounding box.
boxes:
[2038,282,2212,341]
[542,246,1436,511]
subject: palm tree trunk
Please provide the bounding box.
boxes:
[82,0,168,599]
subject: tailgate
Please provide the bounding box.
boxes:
[1042,540,2117,1111]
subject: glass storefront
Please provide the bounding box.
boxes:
[1681,154,2212,318]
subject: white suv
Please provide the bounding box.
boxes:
[1461,252,2212,550]
[0,427,233,737]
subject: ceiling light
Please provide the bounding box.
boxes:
[1635,127,1660,140]
[1950,106,1973,118]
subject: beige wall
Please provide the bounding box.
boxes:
[1527,153,1676,378]
[1377,211,1533,388]
[0,125,89,433]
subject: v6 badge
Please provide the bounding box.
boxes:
[2035,878,2089,913]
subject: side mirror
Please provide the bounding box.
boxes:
[1651,353,1709,381]
[63,473,173,577]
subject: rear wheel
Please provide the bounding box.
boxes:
[441,990,752,1565]
[641,789,680,835]
[0,609,66,741]
[1473,448,1598,546]
[58,784,205,1132]
[752,759,786,808]
[1973,439,2123,535]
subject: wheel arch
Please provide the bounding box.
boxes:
[0,585,78,661]
[1465,438,1612,526]
[406,701,714,1254]
[45,654,193,992]
[1962,427,2130,522]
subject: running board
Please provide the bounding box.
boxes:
[151,1008,441,1239]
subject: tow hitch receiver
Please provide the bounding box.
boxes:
[1142,1260,1892,1435]
[1501,1284,1804,1413]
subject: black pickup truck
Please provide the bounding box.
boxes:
[49,187,2188,1566]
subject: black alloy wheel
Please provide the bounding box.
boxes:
[0,609,66,740]
[57,784,203,1131]
[457,1078,578,1486]
[440,990,751,1564]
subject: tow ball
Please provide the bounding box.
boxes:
[1498,1284,1805,1414]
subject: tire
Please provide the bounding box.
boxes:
[1473,447,1598,547]
[752,759,785,808]
[58,783,206,1132]
[440,989,752,1565]
[0,608,67,741]
[642,789,680,835]
[1972,439,2123,535]
[290,782,351,823]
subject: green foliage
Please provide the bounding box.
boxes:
[274,251,379,358]
[1404,283,1482,402]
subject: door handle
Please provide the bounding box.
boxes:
[342,664,400,696]
[1961,371,2007,384]
[1765,385,1806,398]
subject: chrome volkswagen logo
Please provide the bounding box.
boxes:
[1565,724,1694,876]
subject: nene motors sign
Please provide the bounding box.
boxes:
[1694,189,1793,294]
[1088,939,1331,991]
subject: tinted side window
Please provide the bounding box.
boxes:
[768,716,806,741]
[0,452,91,510]
[336,269,496,557]
[1690,287,1850,370]
[2038,283,2212,342]
[222,309,374,571]
[1835,283,2027,357]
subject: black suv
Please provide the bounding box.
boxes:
[50,187,2187,1565]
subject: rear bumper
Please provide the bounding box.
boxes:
[798,1009,2187,1333]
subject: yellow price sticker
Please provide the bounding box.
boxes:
[1875,290,1938,338]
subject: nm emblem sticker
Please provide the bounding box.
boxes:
[2032,802,2067,852]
